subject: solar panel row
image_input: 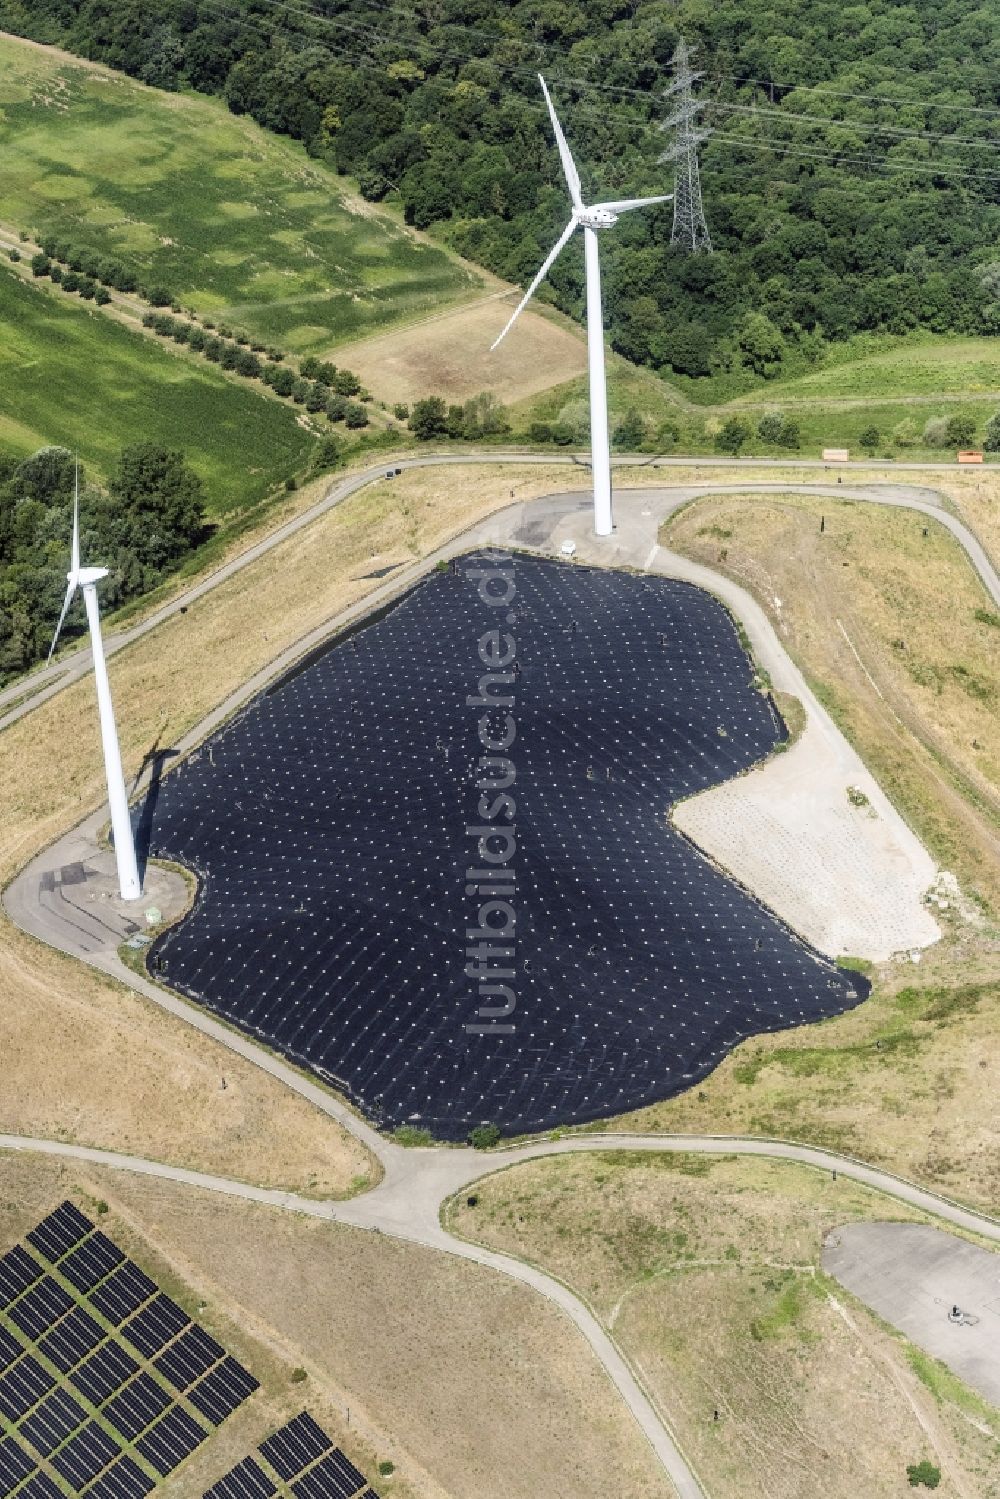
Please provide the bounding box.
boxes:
[59,1235,124,1297]
[0,1248,43,1310]
[259,1412,332,1480]
[0,1326,22,1374]
[50,1420,120,1492]
[134,1405,206,1477]
[69,1343,138,1406]
[18,1470,62,1499]
[290,1448,366,1499]
[103,1372,171,1442]
[153,1324,223,1392]
[19,1386,87,1457]
[85,1455,155,1499]
[87,1264,156,1329]
[38,1307,104,1374]
[0,1355,54,1422]
[120,1295,190,1359]
[0,1434,34,1498]
[188,1357,258,1426]
[26,1204,94,1267]
[204,1457,276,1499]
[8,1277,74,1342]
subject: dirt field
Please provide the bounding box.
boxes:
[0,1150,671,1499]
[449,1152,1000,1499]
[334,298,588,406]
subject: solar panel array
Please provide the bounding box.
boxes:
[206,1414,378,1499]
[0,1203,260,1498]
[145,552,869,1139]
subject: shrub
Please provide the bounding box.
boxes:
[922,416,950,448]
[95,285,111,305]
[171,322,190,343]
[344,401,370,428]
[237,349,262,379]
[203,337,222,362]
[187,327,206,352]
[78,278,96,300]
[30,252,51,277]
[984,411,1000,452]
[305,381,328,413]
[892,418,920,447]
[393,402,410,420]
[62,272,80,293]
[906,1460,941,1489]
[147,286,173,307]
[410,395,448,440]
[219,343,240,370]
[945,414,976,447]
[377,1462,394,1477]
[334,368,361,396]
[50,265,63,284]
[313,435,344,471]
[291,378,310,404]
[528,420,554,442]
[756,410,800,448]
[858,424,880,451]
[272,367,296,398]
[8,248,20,263]
[326,393,347,422]
[290,1367,307,1384]
[612,408,647,449]
[468,1123,501,1149]
[716,416,752,454]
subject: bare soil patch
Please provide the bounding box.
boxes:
[336,299,587,406]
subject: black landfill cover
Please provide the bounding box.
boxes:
[144,554,867,1139]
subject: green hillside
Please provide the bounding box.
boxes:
[0,265,311,513]
[0,32,476,355]
[5,0,1000,393]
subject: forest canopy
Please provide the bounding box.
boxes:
[3,0,1000,384]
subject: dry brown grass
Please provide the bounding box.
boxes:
[335,299,588,406]
[450,1152,1000,1499]
[0,1150,672,1499]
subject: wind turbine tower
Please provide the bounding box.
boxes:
[661,38,713,253]
[48,466,142,901]
[491,75,670,537]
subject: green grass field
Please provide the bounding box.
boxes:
[0,32,476,354]
[740,335,1000,403]
[0,265,313,513]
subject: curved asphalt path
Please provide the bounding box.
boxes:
[2,1129,999,1499]
[4,460,1000,1497]
[2,452,997,734]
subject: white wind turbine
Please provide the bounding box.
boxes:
[49,464,141,901]
[492,75,671,537]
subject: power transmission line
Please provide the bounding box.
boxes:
[660,39,712,251]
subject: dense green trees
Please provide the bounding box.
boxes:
[4,0,1000,388]
[0,444,206,682]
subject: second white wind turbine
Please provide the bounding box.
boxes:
[48,465,141,901]
[491,75,670,537]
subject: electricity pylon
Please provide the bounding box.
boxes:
[660,38,713,253]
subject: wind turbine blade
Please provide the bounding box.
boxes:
[490,218,578,351]
[47,578,77,664]
[539,74,584,210]
[592,194,673,213]
[71,460,80,576]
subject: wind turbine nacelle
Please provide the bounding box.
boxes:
[75,566,110,587]
[577,207,618,229]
